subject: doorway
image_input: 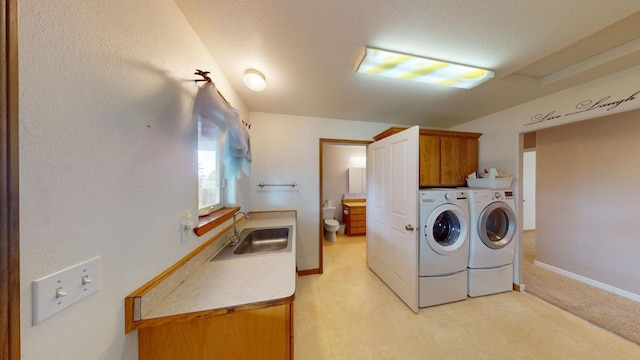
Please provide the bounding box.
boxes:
[522,152,536,231]
[521,132,536,281]
[318,139,371,274]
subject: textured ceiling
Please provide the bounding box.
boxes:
[176,0,640,128]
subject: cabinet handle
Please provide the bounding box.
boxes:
[405,225,414,231]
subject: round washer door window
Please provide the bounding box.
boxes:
[425,204,468,255]
[478,202,516,249]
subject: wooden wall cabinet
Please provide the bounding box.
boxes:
[420,133,479,187]
[138,303,293,360]
[348,167,366,194]
[342,201,366,236]
[374,127,481,188]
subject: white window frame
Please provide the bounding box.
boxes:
[197,120,224,216]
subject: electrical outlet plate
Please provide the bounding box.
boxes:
[32,256,101,325]
[181,211,193,242]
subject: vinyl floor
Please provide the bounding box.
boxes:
[293,234,640,359]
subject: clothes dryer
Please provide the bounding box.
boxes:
[418,190,470,307]
[464,189,517,297]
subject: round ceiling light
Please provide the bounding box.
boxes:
[243,68,267,92]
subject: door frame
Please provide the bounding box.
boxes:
[316,139,371,274]
[1,0,21,358]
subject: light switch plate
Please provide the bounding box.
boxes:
[32,256,101,325]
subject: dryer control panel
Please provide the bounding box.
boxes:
[492,190,514,200]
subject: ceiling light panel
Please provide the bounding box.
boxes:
[356,47,493,89]
[244,68,267,92]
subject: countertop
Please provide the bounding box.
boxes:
[144,217,296,319]
[343,201,366,207]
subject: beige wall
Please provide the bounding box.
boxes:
[536,109,640,295]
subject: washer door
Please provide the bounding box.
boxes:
[424,204,468,255]
[478,202,516,249]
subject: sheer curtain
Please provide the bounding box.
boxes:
[193,82,251,179]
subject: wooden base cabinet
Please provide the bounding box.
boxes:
[343,202,366,235]
[138,303,293,360]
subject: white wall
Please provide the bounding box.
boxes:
[522,151,536,230]
[19,1,248,359]
[248,113,393,271]
[452,65,640,287]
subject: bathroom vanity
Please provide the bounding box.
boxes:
[342,199,366,236]
[125,211,297,360]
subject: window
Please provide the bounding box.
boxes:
[198,120,223,215]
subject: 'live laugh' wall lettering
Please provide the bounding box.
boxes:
[524,90,640,126]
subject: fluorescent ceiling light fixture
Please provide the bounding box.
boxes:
[355,47,493,89]
[243,68,266,92]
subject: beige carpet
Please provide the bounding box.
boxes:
[522,231,640,345]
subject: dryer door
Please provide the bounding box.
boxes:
[424,204,468,255]
[478,202,516,249]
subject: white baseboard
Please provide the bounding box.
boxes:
[533,260,640,303]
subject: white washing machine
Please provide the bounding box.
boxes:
[464,189,517,297]
[419,190,469,307]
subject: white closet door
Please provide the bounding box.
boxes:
[367,126,419,312]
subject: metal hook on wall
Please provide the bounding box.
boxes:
[194,69,212,83]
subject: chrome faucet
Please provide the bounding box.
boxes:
[229,211,249,246]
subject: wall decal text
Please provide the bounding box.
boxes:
[524,90,640,126]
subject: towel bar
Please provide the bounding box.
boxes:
[256,182,297,188]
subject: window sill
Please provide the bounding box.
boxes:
[194,206,241,237]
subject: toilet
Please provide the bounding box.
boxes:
[322,206,340,242]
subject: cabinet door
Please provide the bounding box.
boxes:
[419,135,440,187]
[458,137,479,182]
[139,304,292,360]
[440,136,478,186]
